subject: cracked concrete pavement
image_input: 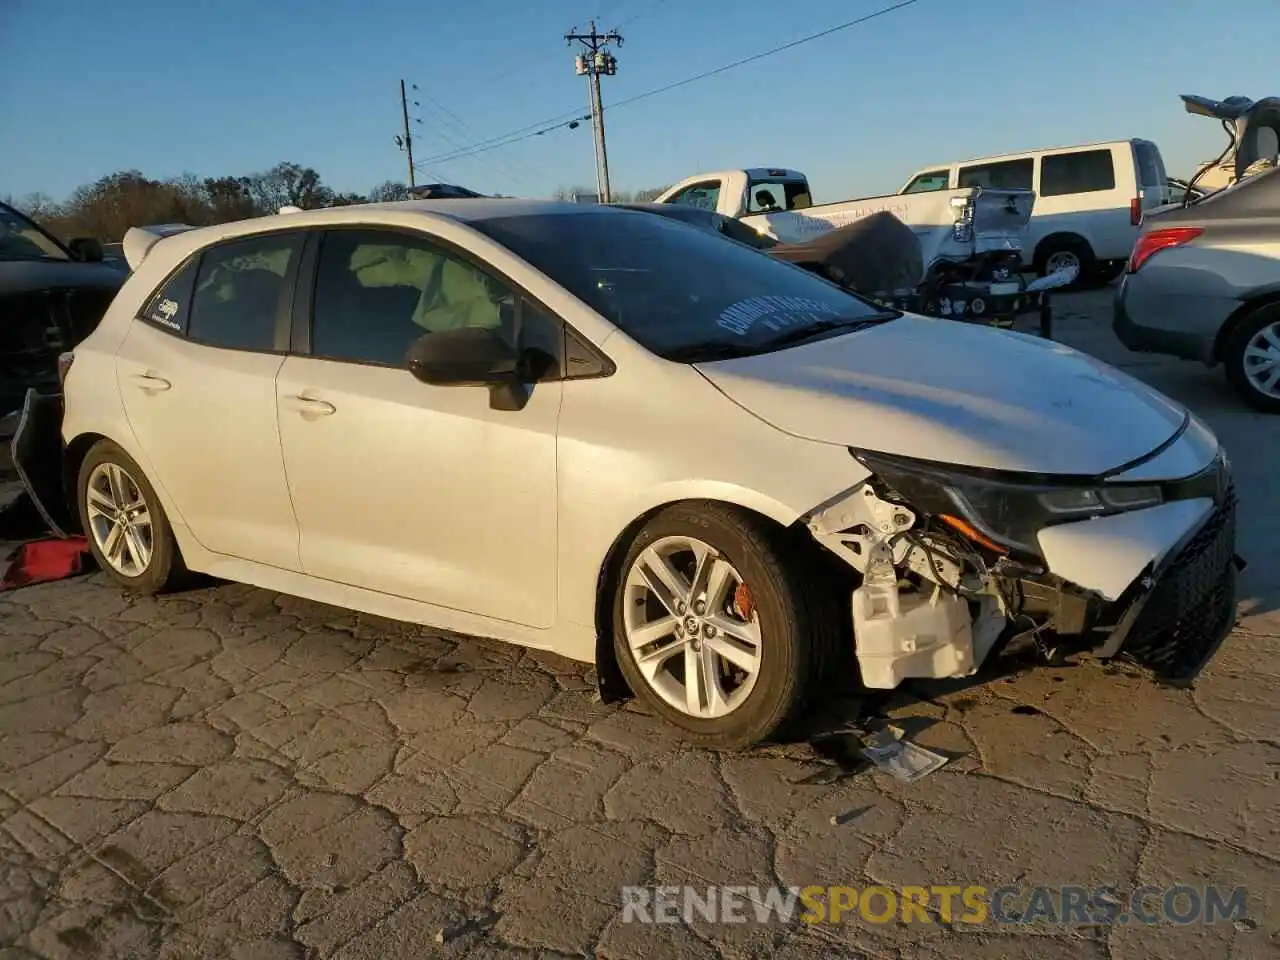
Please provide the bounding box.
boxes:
[0,289,1277,959]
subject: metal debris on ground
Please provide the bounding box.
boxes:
[859,725,948,783]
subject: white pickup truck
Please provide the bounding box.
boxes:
[655,167,1067,331]
[654,167,1035,274]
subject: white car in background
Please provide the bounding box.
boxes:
[43,200,1239,747]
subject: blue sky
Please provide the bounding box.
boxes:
[2,0,1276,204]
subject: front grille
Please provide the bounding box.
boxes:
[1120,486,1237,680]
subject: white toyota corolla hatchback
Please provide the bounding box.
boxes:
[51,200,1240,747]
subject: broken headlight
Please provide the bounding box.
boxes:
[851,449,1163,556]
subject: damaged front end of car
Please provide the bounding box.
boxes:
[804,440,1242,689]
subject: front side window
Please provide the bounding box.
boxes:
[140,257,200,334]
[188,232,300,351]
[957,158,1034,190]
[311,229,561,376]
[903,170,949,193]
[666,181,721,211]
[1040,149,1117,197]
[471,211,892,362]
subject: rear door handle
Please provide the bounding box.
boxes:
[126,372,172,393]
[282,393,336,418]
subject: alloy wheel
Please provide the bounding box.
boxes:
[1243,320,1280,399]
[622,535,762,719]
[85,462,154,577]
[1044,250,1081,274]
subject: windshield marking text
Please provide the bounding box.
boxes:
[717,295,841,336]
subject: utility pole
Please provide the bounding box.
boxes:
[566,21,622,202]
[396,78,417,188]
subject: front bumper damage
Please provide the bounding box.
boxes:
[805,449,1242,689]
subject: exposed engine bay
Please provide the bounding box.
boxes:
[803,447,1242,690]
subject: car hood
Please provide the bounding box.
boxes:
[694,315,1188,475]
[0,259,126,297]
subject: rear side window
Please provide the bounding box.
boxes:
[139,257,199,334]
[1040,149,1117,197]
[1133,141,1167,188]
[188,233,300,351]
[957,158,1033,190]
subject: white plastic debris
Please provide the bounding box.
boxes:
[859,726,948,783]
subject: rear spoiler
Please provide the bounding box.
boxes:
[121,223,198,271]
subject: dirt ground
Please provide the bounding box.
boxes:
[1,288,1276,959]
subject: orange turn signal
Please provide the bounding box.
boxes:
[939,514,1009,554]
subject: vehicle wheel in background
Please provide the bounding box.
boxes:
[1224,304,1280,413]
[611,502,834,749]
[1036,237,1095,289]
[77,439,186,592]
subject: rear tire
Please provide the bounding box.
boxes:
[77,440,186,594]
[1224,304,1280,413]
[610,503,834,749]
[1036,237,1095,289]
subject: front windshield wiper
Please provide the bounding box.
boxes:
[663,312,898,363]
[763,312,899,349]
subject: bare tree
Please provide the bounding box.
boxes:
[8,192,62,220]
[245,162,333,212]
[368,181,410,202]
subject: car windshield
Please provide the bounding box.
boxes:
[0,203,70,262]
[471,210,890,361]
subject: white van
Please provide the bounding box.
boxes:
[899,139,1169,285]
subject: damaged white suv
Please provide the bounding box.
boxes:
[43,200,1241,748]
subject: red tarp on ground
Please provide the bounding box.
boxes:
[0,537,91,591]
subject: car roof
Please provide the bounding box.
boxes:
[204,198,619,240]
[921,139,1156,171]
[123,199,632,270]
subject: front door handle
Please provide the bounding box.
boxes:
[126,371,172,393]
[282,393,336,419]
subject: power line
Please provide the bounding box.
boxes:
[615,0,669,28]
[412,90,542,187]
[414,0,919,167]
[415,106,589,166]
[609,0,918,111]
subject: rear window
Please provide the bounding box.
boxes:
[1040,149,1117,196]
[1134,141,1167,188]
[745,180,812,212]
[957,158,1033,190]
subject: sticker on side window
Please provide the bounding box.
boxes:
[149,298,182,331]
[717,295,841,336]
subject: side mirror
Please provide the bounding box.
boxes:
[68,237,104,262]
[406,327,528,411]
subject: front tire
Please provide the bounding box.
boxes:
[1224,304,1280,413]
[77,440,185,593]
[611,502,832,749]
